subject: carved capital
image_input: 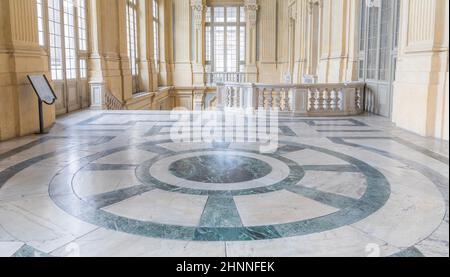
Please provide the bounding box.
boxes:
[190,0,205,27]
[308,0,322,15]
[288,5,296,21]
[244,0,259,26]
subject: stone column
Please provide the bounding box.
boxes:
[190,0,206,86]
[0,0,53,140]
[88,0,106,109]
[293,0,308,83]
[159,0,173,87]
[306,0,321,79]
[245,0,259,82]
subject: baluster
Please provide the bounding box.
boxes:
[355,88,362,111]
[273,88,281,110]
[336,89,343,111]
[316,89,325,112]
[286,88,292,112]
[265,89,273,110]
[312,89,317,111]
[308,89,313,112]
[280,88,286,111]
[234,87,240,108]
[227,87,233,108]
[258,88,265,110]
[328,89,336,111]
[324,89,332,111]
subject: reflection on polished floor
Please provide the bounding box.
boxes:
[0,110,448,257]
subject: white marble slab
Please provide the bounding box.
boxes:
[234,190,338,226]
[0,242,24,257]
[73,170,142,198]
[299,171,367,199]
[104,189,207,227]
[50,228,226,257]
[226,225,400,257]
[282,149,349,166]
[415,221,449,257]
[94,149,157,165]
[351,167,446,248]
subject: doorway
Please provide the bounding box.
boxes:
[359,0,401,118]
[44,0,89,115]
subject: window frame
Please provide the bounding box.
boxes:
[358,0,401,82]
[126,0,139,78]
[205,5,246,74]
[38,0,89,81]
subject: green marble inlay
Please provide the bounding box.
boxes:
[45,139,391,242]
[169,154,272,183]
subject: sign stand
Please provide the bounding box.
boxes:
[27,75,57,135]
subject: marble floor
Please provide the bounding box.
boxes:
[0,110,448,257]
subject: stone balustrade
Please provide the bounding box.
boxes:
[216,82,365,116]
[104,90,128,110]
[206,72,247,85]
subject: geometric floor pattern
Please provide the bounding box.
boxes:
[0,111,448,257]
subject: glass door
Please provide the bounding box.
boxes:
[359,0,401,118]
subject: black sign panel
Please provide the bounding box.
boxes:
[27,75,57,105]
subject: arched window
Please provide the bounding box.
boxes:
[126,0,139,93]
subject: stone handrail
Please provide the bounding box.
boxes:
[206,72,247,85]
[216,82,365,116]
[104,90,127,110]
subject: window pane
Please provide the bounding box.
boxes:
[64,0,77,79]
[126,0,139,76]
[366,6,379,80]
[227,26,237,72]
[206,26,211,62]
[37,0,45,46]
[206,5,246,78]
[227,7,237,22]
[378,0,392,81]
[359,0,366,52]
[78,0,88,51]
[394,0,401,48]
[214,26,224,72]
[79,59,87,79]
[240,6,246,22]
[215,7,225,22]
[240,26,245,62]
[48,0,63,80]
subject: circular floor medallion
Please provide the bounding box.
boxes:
[169,154,273,184]
[47,140,391,242]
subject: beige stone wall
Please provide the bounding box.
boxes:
[392,0,449,140]
[0,0,54,141]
